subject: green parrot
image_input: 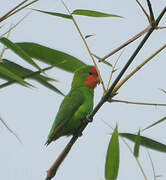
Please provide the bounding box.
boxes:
[45,65,100,145]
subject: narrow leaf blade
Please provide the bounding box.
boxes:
[93,54,113,67]
[0,64,30,87]
[159,88,166,94]
[85,34,95,39]
[134,130,141,157]
[120,133,166,153]
[33,9,72,19]
[0,37,42,71]
[105,125,120,180]
[36,75,64,96]
[16,42,86,73]
[142,117,166,131]
[72,9,123,18]
[0,59,64,95]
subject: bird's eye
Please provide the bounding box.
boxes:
[88,72,93,75]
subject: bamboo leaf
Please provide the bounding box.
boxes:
[35,75,64,96]
[105,125,119,180]
[72,9,123,18]
[159,88,166,94]
[120,133,166,153]
[93,54,113,67]
[142,117,166,131]
[16,42,86,73]
[0,59,64,95]
[0,116,22,144]
[0,37,42,71]
[33,9,72,19]
[0,63,31,87]
[134,130,141,157]
[85,34,95,39]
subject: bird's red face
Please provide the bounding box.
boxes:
[85,67,100,88]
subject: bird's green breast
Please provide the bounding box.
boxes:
[62,87,94,135]
[47,86,94,142]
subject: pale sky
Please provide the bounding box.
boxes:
[0,0,166,180]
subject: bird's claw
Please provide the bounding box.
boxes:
[85,115,93,123]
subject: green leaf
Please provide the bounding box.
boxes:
[0,59,64,95]
[16,42,86,73]
[35,73,64,96]
[0,116,22,144]
[72,9,123,18]
[105,125,119,180]
[112,69,118,73]
[142,117,166,131]
[119,133,166,153]
[134,130,141,157]
[85,34,95,39]
[103,61,113,68]
[0,37,42,71]
[33,9,72,19]
[159,88,166,94]
[92,54,113,67]
[0,62,31,87]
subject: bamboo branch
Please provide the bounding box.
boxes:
[1,12,31,37]
[0,116,22,144]
[99,25,151,62]
[0,0,28,23]
[146,0,155,23]
[5,0,39,20]
[136,0,151,23]
[45,6,166,180]
[46,135,78,180]
[112,43,166,94]
[121,137,148,180]
[111,99,166,107]
[106,50,123,90]
[99,1,164,62]
[157,26,166,29]
[146,150,157,180]
[61,0,106,93]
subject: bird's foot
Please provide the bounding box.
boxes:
[85,115,93,123]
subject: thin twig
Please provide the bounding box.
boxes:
[46,135,78,180]
[146,0,155,23]
[1,12,32,37]
[0,47,6,62]
[159,88,166,94]
[146,150,156,180]
[112,43,166,94]
[136,0,151,23]
[5,0,39,20]
[157,26,166,29]
[61,0,106,93]
[121,138,148,180]
[99,25,151,62]
[111,99,166,107]
[106,50,124,90]
[0,116,22,144]
[0,0,28,23]
[45,6,166,180]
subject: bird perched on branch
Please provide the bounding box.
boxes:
[45,65,100,145]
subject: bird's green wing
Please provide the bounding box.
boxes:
[46,88,84,145]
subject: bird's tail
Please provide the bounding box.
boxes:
[45,139,51,146]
